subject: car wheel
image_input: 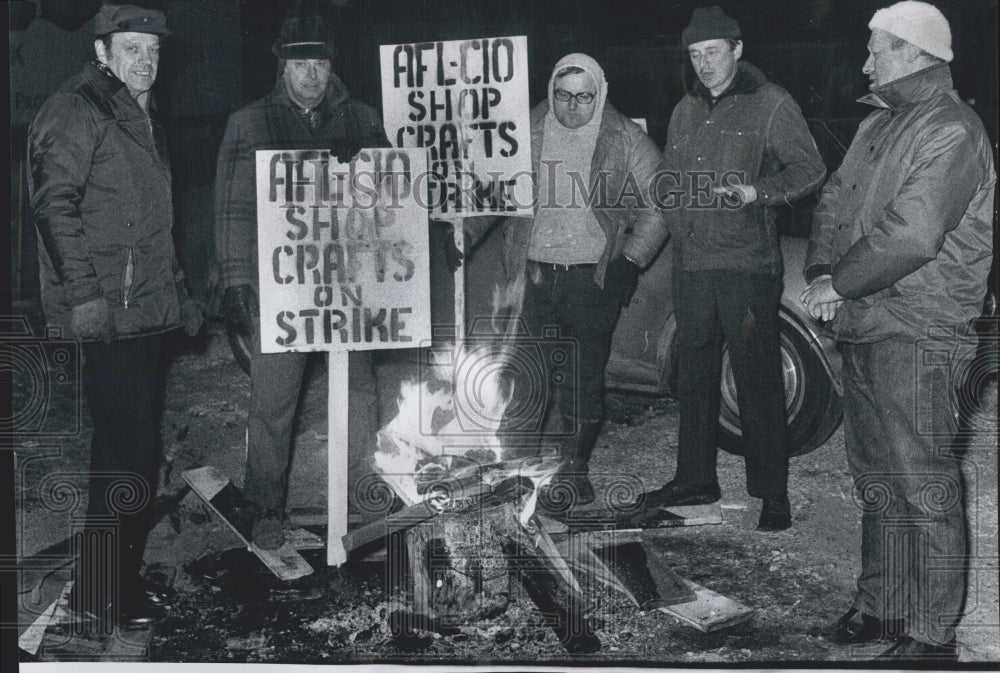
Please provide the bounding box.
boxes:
[226,317,252,376]
[717,317,841,457]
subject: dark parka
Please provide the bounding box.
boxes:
[215,73,389,291]
[500,100,668,292]
[804,63,995,346]
[29,61,185,340]
[660,62,826,273]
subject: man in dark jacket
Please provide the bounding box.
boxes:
[215,14,389,549]
[500,53,667,506]
[28,3,202,627]
[644,6,826,531]
[802,1,994,660]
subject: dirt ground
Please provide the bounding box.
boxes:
[14,317,1000,666]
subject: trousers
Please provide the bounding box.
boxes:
[77,333,165,601]
[510,260,631,445]
[672,269,789,497]
[246,318,378,514]
[842,338,968,646]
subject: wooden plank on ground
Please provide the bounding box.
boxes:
[555,501,723,532]
[657,578,755,632]
[182,466,313,581]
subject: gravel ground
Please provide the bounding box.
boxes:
[14,319,999,665]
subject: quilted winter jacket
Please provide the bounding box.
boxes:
[804,63,995,345]
[500,101,668,290]
[215,74,389,291]
[660,62,826,274]
[29,61,185,340]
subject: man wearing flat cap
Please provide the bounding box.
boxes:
[215,13,389,550]
[28,2,202,628]
[645,6,825,530]
[802,1,994,660]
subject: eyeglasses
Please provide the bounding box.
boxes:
[553,89,595,104]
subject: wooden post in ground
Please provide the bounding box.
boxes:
[453,219,465,345]
[327,351,350,566]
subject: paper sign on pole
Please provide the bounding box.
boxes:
[255,148,431,353]
[380,36,533,219]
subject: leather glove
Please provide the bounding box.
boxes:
[331,138,362,164]
[331,113,363,164]
[430,220,465,273]
[223,284,258,336]
[177,282,204,337]
[71,297,115,342]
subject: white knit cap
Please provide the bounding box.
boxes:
[869,1,953,62]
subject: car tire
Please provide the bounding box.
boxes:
[717,316,841,457]
[226,317,252,376]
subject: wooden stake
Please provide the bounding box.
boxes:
[453,218,465,344]
[327,351,349,566]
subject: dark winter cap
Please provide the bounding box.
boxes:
[272,14,335,60]
[94,3,170,37]
[681,6,741,48]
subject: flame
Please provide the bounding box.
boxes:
[373,336,564,529]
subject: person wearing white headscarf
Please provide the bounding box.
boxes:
[499,53,666,507]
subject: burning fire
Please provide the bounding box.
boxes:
[373,338,560,523]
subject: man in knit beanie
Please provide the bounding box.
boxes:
[803,1,995,661]
[644,6,825,532]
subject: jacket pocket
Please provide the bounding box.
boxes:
[121,248,135,309]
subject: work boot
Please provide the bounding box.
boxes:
[757,494,792,531]
[637,479,721,509]
[831,607,905,645]
[252,508,285,549]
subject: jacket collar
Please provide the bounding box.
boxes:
[82,60,159,115]
[83,60,127,100]
[691,61,767,102]
[273,71,351,111]
[857,62,953,111]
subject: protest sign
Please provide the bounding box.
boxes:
[380,36,532,219]
[255,147,431,354]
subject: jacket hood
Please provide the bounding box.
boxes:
[546,52,607,127]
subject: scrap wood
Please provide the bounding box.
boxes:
[18,579,71,656]
[182,466,313,581]
[657,579,755,632]
[340,500,441,554]
[553,502,723,532]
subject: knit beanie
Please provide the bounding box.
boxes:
[681,6,742,48]
[869,1,953,62]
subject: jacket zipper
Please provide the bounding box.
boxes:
[122,248,135,309]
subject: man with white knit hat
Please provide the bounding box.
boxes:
[802,0,995,661]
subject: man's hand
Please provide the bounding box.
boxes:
[331,116,363,164]
[331,138,362,164]
[712,182,757,206]
[71,297,115,342]
[800,275,844,322]
[177,283,204,337]
[223,284,258,336]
